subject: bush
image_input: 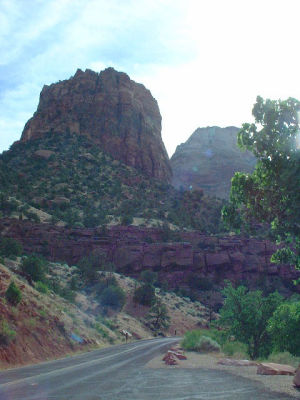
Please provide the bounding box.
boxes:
[0,237,23,258]
[35,281,49,294]
[140,270,158,285]
[133,283,156,306]
[5,282,22,305]
[182,330,220,352]
[21,255,46,282]
[222,341,248,358]
[267,301,300,356]
[0,319,16,345]
[100,285,126,310]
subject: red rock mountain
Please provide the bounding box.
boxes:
[21,68,172,182]
[170,126,256,198]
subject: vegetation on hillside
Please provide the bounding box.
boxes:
[0,132,227,233]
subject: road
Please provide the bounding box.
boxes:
[0,337,295,399]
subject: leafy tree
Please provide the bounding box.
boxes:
[5,282,22,305]
[133,283,156,306]
[146,299,170,332]
[267,301,300,356]
[140,270,158,286]
[21,255,46,282]
[0,237,23,258]
[100,285,126,310]
[222,96,300,269]
[218,283,283,359]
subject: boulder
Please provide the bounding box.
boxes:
[293,365,300,387]
[34,150,55,160]
[257,363,295,376]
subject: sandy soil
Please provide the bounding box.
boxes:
[147,351,300,399]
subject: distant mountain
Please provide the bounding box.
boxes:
[170,126,257,199]
[21,68,172,182]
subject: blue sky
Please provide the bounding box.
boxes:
[1,0,300,156]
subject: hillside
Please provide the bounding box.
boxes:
[171,126,257,199]
[0,254,212,368]
[0,132,226,233]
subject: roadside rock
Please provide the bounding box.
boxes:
[257,363,295,376]
[293,365,300,387]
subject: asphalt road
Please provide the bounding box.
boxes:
[0,338,295,400]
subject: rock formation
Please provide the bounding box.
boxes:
[21,68,171,182]
[1,219,298,297]
[170,126,256,198]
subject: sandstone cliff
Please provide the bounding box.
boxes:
[21,68,171,182]
[171,126,256,198]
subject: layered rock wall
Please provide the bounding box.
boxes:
[1,219,298,293]
[21,68,171,181]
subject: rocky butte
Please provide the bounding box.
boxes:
[171,126,257,198]
[21,68,172,182]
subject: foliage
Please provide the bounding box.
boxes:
[146,299,170,332]
[222,340,248,358]
[21,254,47,282]
[133,283,156,306]
[0,132,227,232]
[181,330,220,352]
[140,270,158,285]
[222,96,300,268]
[218,283,283,359]
[35,281,49,294]
[99,285,126,310]
[267,301,300,356]
[0,319,16,345]
[77,251,113,282]
[5,281,22,305]
[0,237,23,258]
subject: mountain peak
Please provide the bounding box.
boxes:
[21,68,171,182]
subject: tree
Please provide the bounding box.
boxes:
[99,285,126,310]
[133,283,156,306]
[0,237,23,258]
[218,283,283,359]
[140,270,158,286]
[222,96,300,269]
[267,301,300,356]
[146,299,170,332]
[21,255,46,282]
[5,281,22,305]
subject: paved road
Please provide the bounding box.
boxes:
[0,338,295,399]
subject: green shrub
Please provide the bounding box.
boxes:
[35,281,49,294]
[222,341,248,358]
[182,330,220,352]
[100,285,126,310]
[140,270,158,285]
[0,237,23,258]
[267,301,300,356]
[5,282,22,305]
[21,255,46,282]
[133,283,156,306]
[0,319,16,345]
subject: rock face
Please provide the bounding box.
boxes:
[21,68,171,182]
[1,219,299,296]
[170,126,256,198]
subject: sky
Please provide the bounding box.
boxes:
[1,0,300,157]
